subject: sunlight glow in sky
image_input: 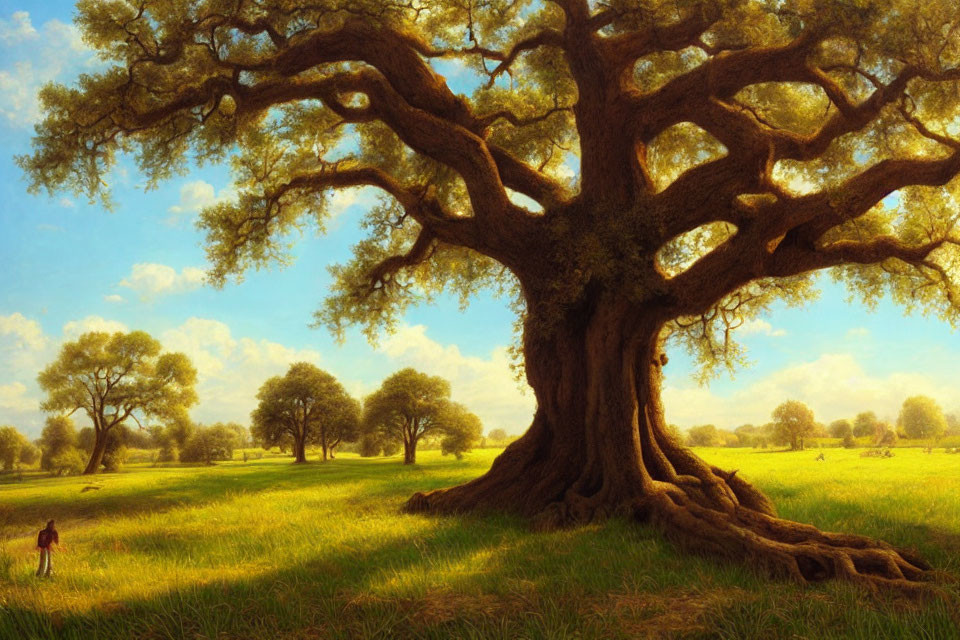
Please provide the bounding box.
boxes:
[2,2,960,439]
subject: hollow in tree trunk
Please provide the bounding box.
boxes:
[406,293,932,591]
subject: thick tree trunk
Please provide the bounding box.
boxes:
[293,438,307,464]
[82,430,108,475]
[403,438,416,465]
[406,293,932,591]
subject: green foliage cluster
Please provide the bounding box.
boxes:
[0,426,38,471]
[361,368,482,464]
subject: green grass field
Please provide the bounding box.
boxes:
[1,447,959,639]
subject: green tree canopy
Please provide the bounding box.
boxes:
[772,400,816,451]
[39,415,79,472]
[828,419,853,439]
[0,426,32,471]
[38,330,198,475]
[853,411,879,438]
[686,424,721,447]
[897,395,947,440]
[251,362,360,463]
[437,402,484,460]
[363,368,471,464]
[20,0,960,588]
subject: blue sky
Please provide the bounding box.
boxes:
[1,3,959,439]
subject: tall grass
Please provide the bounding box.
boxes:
[1,448,958,639]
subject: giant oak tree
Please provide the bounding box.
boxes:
[19,0,960,588]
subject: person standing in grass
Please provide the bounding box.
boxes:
[35,519,59,578]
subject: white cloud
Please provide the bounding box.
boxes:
[37,223,64,233]
[167,180,237,222]
[0,11,36,42]
[62,315,129,338]
[739,319,787,337]
[663,353,957,429]
[119,263,207,300]
[846,327,870,338]
[0,382,35,413]
[0,312,48,351]
[103,294,125,304]
[58,197,75,208]
[161,317,324,424]
[380,324,535,435]
[0,12,94,127]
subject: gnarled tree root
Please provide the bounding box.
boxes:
[406,478,948,598]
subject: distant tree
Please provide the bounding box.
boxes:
[180,424,237,464]
[39,415,78,471]
[771,401,816,451]
[898,396,947,440]
[166,414,196,450]
[223,423,250,449]
[876,423,899,447]
[946,413,960,436]
[363,368,469,464]
[38,330,197,474]
[487,428,508,443]
[18,441,40,468]
[49,448,87,476]
[717,429,741,447]
[0,426,33,471]
[438,403,483,460]
[841,433,857,449]
[853,412,879,438]
[252,363,360,463]
[686,425,721,447]
[829,419,853,439]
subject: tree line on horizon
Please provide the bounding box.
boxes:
[680,397,960,450]
[0,329,484,475]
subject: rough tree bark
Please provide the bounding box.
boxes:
[407,290,932,592]
[293,437,307,464]
[23,0,960,594]
[82,430,109,476]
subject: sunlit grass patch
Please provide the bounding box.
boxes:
[0,447,958,638]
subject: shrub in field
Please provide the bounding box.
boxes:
[49,447,87,475]
[39,416,77,471]
[686,425,721,447]
[876,427,899,447]
[180,425,237,464]
[841,433,856,449]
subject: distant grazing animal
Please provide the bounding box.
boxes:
[815,452,825,461]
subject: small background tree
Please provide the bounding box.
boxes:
[39,415,78,472]
[38,330,197,474]
[897,396,947,441]
[180,423,238,464]
[252,363,360,463]
[853,412,879,438]
[0,426,33,471]
[772,401,816,451]
[363,369,476,464]
[829,419,853,439]
[686,425,721,447]
[438,403,483,460]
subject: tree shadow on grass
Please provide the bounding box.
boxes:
[2,495,959,639]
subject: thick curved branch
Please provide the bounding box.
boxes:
[365,226,438,294]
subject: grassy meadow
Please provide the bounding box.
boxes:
[1,447,959,639]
